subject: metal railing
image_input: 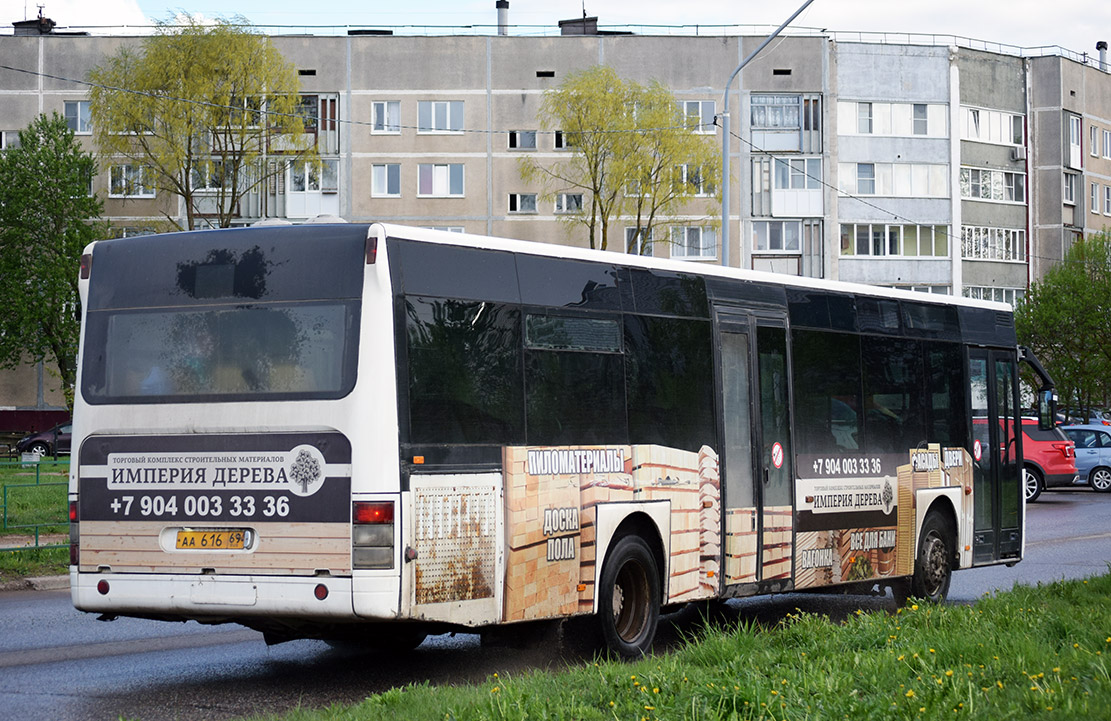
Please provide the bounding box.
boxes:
[0,458,68,552]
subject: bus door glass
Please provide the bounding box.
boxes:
[717,310,793,586]
[969,349,1021,563]
[756,319,793,582]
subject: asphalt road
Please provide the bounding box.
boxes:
[1,487,1107,721]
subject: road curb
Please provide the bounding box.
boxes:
[0,575,69,593]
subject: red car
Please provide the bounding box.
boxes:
[1021,417,1078,502]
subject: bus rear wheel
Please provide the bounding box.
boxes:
[910,512,954,603]
[598,535,660,658]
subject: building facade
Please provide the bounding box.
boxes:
[3,16,1111,430]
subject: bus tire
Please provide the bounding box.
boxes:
[598,534,660,658]
[910,511,954,603]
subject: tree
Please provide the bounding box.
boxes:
[519,66,721,252]
[88,15,313,230]
[0,113,105,411]
[1015,233,1111,414]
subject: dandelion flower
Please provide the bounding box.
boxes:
[906,690,916,698]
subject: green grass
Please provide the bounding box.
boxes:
[0,458,68,536]
[247,572,1111,721]
[0,546,67,581]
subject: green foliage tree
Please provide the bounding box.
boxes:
[88,15,313,230]
[519,66,721,252]
[0,113,105,411]
[1015,233,1111,414]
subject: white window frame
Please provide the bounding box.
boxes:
[190,159,230,192]
[1069,114,1083,168]
[1104,130,1111,159]
[424,226,465,233]
[109,164,155,198]
[840,223,949,258]
[1091,125,1099,157]
[508,130,537,150]
[773,157,821,190]
[65,100,92,134]
[287,161,320,193]
[752,220,802,252]
[0,130,19,149]
[1093,182,1100,214]
[417,163,464,197]
[670,227,717,260]
[963,286,1024,308]
[625,227,653,256]
[1105,185,1111,215]
[913,103,928,135]
[555,193,583,214]
[857,102,873,134]
[856,163,875,194]
[959,166,1026,204]
[960,225,1026,262]
[677,164,710,196]
[372,101,401,134]
[371,163,401,198]
[507,193,537,213]
[1063,172,1077,205]
[417,100,463,134]
[682,100,715,134]
[553,130,576,150]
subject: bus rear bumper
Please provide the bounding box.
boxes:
[71,570,361,621]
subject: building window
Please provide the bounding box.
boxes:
[288,161,320,192]
[372,163,401,197]
[773,157,821,190]
[1091,125,1099,156]
[625,227,652,256]
[508,130,537,150]
[856,163,875,194]
[424,226,465,233]
[1105,185,1111,215]
[960,107,1025,146]
[555,193,583,213]
[553,130,577,150]
[508,193,537,213]
[857,102,873,134]
[671,227,716,260]
[190,160,230,191]
[677,164,711,196]
[417,163,464,197]
[1063,173,1077,205]
[963,286,1024,308]
[913,104,928,135]
[1104,130,1111,159]
[0,130,19,149]
[372,101,400,134]
[751,95,800,131]
[839,223,948,257]
[961,226,1025,261]
[1093,183,1100,214]
[417,100,463,133]
[959,167,1025,203]
[1069,114,1082,168]
[682,100,715,134]
[110,164,155,198]
[65,100,92,134]
[752,220,801,252]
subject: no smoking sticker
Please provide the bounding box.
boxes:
[771,442,784,469]
[973,439,982,462]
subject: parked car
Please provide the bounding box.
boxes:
[1061,424,1111,493]
[1020,418,1078,502]
[1058,408,1111,426]
[14,422,72,457]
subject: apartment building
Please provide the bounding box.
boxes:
[4,13,1111,429]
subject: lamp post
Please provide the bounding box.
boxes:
[720,0,817,268]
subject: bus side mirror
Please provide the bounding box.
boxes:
[1037,389,1057,430]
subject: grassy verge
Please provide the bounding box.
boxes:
[0,546,68,582]
[251,572,1111,721]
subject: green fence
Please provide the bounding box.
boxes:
[0,458,68,551]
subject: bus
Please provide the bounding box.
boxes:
[69,222,1056,657]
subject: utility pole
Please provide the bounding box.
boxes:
[720,0,817,268]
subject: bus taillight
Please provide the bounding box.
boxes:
[352,501,394,570]
[69,499,79,566]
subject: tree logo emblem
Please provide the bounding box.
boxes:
[881,478,895,515]
[287,445,325,497]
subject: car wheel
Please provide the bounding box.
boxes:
[1090,467,1111,493]
[27,441,50,457]
[1023,466,1044,503]
[909,511,955,603]
[597,534,660,659]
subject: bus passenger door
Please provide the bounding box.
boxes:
[717,310,794,588]
[969,349,1022,564]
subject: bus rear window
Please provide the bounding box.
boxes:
[81,302,358,403]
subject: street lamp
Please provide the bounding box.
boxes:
[720,0,817,268]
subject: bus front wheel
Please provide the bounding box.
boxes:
[598,534,660,658]
[910,512,954,603]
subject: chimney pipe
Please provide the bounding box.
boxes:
[1098,41,1108,72]
[497,1,509,36]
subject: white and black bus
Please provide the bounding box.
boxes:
[70,223,1056,656]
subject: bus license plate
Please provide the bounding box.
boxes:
[176,529,247,550]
